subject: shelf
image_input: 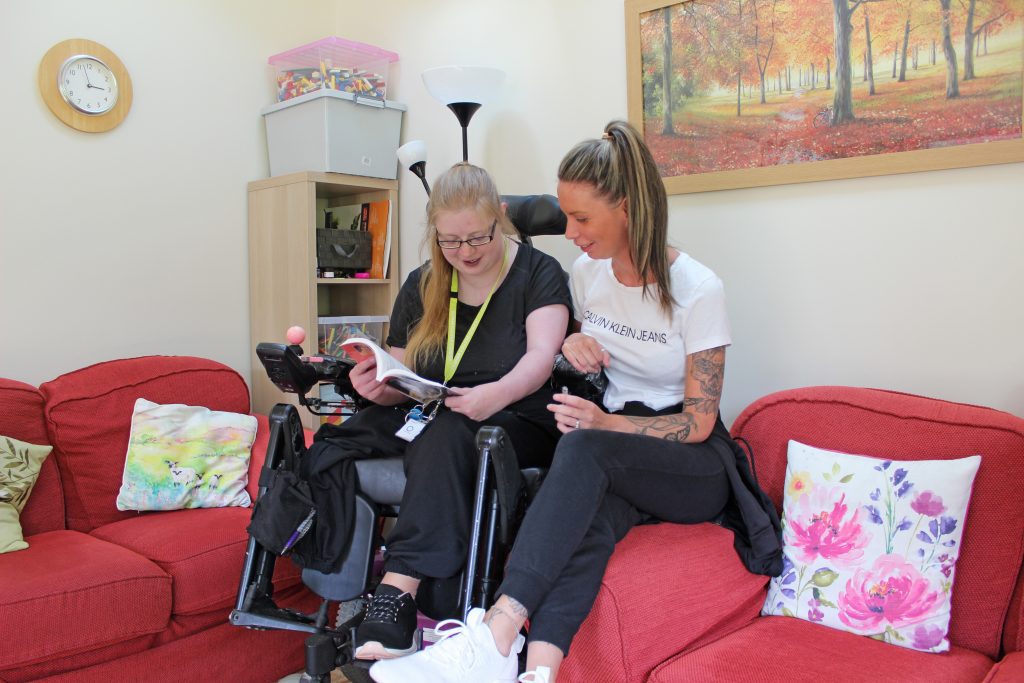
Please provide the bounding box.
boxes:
[316,278,391,285]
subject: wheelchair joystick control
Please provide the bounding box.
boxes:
[286,325,306,346]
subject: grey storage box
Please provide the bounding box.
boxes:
[262,90,406,179]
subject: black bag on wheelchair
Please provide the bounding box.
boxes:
[247,467,317,557]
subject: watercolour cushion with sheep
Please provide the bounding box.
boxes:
[761,440,981,653]
[115,398,258,511]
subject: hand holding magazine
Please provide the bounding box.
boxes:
[340,337,451,403]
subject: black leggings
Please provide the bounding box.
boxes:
[335,404,557,580]
[497,419,732,655]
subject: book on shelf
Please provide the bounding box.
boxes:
[359,203,370,232]
[340,337,450,403]
[318,315,389,359]
[366,200,390,279]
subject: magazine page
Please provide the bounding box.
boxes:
[339,337,450,402]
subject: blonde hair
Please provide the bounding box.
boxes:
[557,120,673,316]
[404,162,516,372]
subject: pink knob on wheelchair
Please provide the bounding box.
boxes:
[286,326,306,345]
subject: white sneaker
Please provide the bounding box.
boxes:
[369,607,524,683]
[518,666,551,682]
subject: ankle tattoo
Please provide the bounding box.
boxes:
[486,607,518,628]
[505,596,529,619]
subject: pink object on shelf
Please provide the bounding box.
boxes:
[354,272,371,279]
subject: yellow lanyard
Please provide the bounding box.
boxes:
[444,241,508,384]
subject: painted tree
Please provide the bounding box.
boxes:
[938,0,960,97]
[751,0,782,103]
[893,0,936,81]
[831,0,887,123]
[662,6,674,132]
[864,10,878,93]
[640,2,733,125]
[962,0,1013,80]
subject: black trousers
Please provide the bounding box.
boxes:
[328,404,557,581]
[497,420,732,655]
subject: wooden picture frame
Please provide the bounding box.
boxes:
[625,0,1024,194]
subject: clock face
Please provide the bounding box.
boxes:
[58,55,118,115]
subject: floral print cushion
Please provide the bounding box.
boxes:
[762,440,981,653]
[115,398,258,511]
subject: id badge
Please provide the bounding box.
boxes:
[395,401,441,442]
[396,418,427,442]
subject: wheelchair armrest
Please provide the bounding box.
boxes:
[520,467,546,501]
[476,426,526,546]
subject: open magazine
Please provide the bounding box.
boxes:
[340,337,451,403]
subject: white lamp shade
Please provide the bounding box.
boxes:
[397,140,428,169]
[421,66,506,105]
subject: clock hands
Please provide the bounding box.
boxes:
[81,65,107,90]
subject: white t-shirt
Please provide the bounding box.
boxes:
[570,252,732,412]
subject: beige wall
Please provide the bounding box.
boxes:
[2,0,1021,423]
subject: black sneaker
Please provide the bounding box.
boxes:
[353,584,418,660]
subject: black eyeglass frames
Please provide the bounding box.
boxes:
[436,220,497,250]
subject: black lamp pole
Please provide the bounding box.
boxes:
[447,102,483,162]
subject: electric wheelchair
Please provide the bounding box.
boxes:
[230,195,600,683]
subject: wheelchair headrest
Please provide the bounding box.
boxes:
[501,194,566,239]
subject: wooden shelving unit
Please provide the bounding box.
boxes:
[248,171,399,428]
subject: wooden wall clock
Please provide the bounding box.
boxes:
[39,39,133,133]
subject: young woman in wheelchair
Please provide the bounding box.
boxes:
[303,162,571,663]
[370,121,743,683]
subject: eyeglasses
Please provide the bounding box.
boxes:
[436,220,497,250]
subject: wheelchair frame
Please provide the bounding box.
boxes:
[230,403,539,682]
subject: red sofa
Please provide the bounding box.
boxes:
[561,387,1024,682]
[0,356,318,683]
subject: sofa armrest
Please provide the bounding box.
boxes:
[983,652,1024,682]
[561,522,769,683]
[246,413,315,503]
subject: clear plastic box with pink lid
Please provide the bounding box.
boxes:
[269,36,399,102]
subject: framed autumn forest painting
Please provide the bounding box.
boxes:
[624,0,1024,193]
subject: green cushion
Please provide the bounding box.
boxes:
[0,435,53,553]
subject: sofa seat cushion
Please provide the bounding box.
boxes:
[91,507,302,616]
[0,529,171,670]
[39,356,251,532]
[648,616,995,683]
[560,522,769,683]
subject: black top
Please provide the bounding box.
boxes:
[386,241,571,418]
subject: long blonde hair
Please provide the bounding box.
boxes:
[404,162,516,372]
[557,120,673,316]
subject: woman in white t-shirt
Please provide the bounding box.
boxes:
[370,121,752,683]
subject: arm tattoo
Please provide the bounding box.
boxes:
[687,347,725,415]
[633,413,696,442]
[626,346,725,442]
